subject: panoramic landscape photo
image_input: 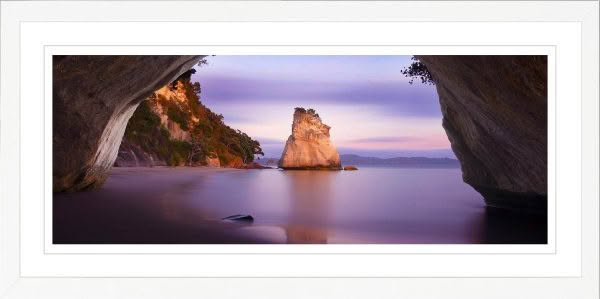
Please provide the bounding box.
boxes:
[53,55,548,244]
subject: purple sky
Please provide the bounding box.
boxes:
[191,55,454,159]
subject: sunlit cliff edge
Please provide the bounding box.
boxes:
[115,77,263,168]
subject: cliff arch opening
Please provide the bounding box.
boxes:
[52,55,548,216]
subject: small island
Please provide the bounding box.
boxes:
[278,108,342,170]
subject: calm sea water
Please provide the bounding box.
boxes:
[53,167,547,244]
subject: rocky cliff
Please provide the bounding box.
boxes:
[53,55,204,192]
[278,108,342,170]
[114,78,261,169]
[114,83,191,167]
[417,55,547,213]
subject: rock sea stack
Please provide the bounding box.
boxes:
[343,165,358,171]
[278,108,342,170]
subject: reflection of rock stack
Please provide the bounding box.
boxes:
[284,171,335,244]
[279,108,342,170]
[286,225,328,244]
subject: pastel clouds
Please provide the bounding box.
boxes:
[190,55,454,158]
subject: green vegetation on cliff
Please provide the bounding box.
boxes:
[121,99,192,166]
[121,69,263,167]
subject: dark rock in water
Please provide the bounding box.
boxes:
[418,55,547,214]
[53,55,205,192]
[222,214,254,222]
[343,165,358,171]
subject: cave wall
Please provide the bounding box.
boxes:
[53,55,548,215]
[53,55,204,192]
[418,56,547,213]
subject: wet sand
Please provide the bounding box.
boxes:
[53,167,547,244]
[53,167,277,244]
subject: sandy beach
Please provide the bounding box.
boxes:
[54,166,547,244]
[53,167,279,244]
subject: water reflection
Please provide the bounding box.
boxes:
[159,182,195,222]
[53,167,548,244]
[283,171,337,244]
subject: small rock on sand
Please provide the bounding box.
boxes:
[222,214,254,222]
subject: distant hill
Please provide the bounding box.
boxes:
[256,154,460,168]
[339,154,460,168]
[255,157,280,166]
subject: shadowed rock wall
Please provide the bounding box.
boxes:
[418,55,547,213]
[53,55,203,192]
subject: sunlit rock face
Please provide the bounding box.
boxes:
[278,108,342,170]
[153,84,193,142]
[205,153,221,168]
[115,83,192,168]
[418,55,547,213]
[53,55,204,192]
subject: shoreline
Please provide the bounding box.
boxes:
[53,167,546,244]
[54,166,280,244]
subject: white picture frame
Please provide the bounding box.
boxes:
[1,1,598,298]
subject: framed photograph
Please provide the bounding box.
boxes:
[1,1,598,298]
